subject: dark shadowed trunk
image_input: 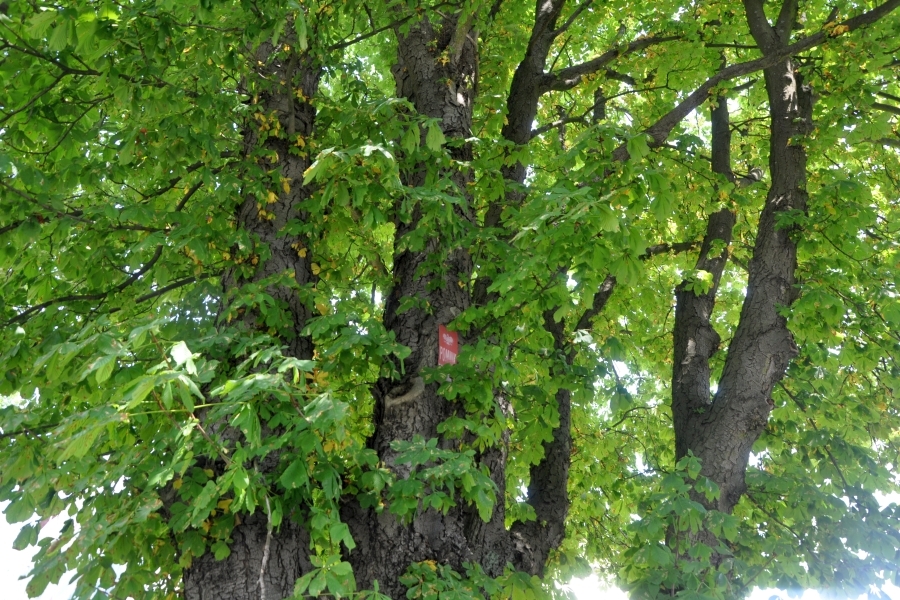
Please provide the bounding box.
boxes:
[671,0,810,525]
[672,95,736,467]
[340,15,515,597]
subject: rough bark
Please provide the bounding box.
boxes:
[508,311,573,574]
[178,1,900,598]
[672,96,736,465]
[342,14,513,597]
[184,514,311,600]
[483,0,568,229]
[219,39,320,362]
[185,32,319,600]
[493,3,671,571]
[673,0,811,519]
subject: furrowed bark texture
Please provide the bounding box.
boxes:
[185,36,318,600]
[184,514,311,600]
[493,1,576,576]
[342,15,513,597]
[674,0,810,516]
[178,0,900,595]
[219,40,320,362]
[667,94,738,566]
[492,1,657,571]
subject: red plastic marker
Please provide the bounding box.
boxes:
[438,324,458,366]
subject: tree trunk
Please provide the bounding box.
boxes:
[672,0,811,519]
[672,95,736,467]
[184,31,319,600]
[341,15,515,597]
[184,515,311,600]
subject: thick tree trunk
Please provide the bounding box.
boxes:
[694,55,808,513]
[694,54,809,513]
[218,40,320,361]
[184,515,311,600]
[342,15,514,597]
[184,33,319,600]
[178,2,841,597]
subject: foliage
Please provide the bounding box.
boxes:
[1,0,900,599]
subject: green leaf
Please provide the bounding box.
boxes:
[27,11,57,37]
[211,540,231,561]
[280,458,309,490]
[295,12,308,50]
[12,523,38,550]
[425,123,446,152]
[626,134,651,160]
[4,498,34,524]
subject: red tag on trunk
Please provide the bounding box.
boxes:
[438,324,458,366]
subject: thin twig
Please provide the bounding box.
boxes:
[4,245,164,327]
[327,14,413,51]
[0,72,66,125]
[0,180,92,223]
[258,494,273,600]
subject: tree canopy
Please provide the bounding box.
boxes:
[1,0,900,599]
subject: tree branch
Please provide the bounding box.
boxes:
[3,245,164,328]
[540,35,680,92]
[873,101,900,116]
[175,179,206,212]
[612,0,900,162]
[877,90,900,103]
[134,275,207,304]
[775,0,800,44]
[16,95,111,156]
[742,0,778,52]
[0,219,24,236]
[488,0,506,21]
[0,72,67,125]
[510,309,573,575]
[0,40,99,76]
[498,0,571,147]
[327,14,414,51]
[0,180,92,224]
[552,0,594,36]
[575,274,616,331]
[671,95,737,463]
[875,137,900,148]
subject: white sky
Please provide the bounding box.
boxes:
[564,574,900,600]
[3,499,899,599]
